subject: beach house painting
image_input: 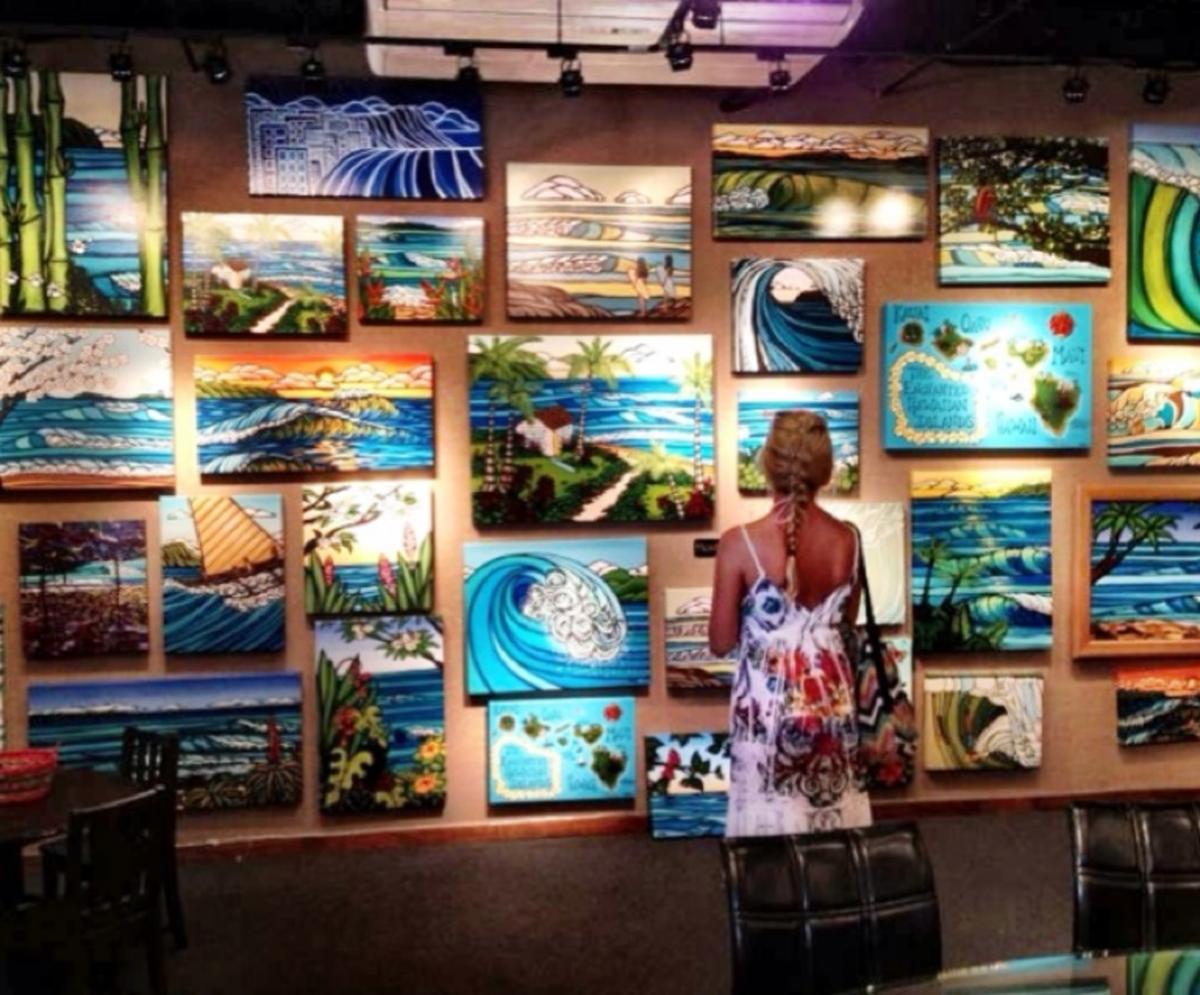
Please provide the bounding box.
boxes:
[923,674,1044,771]
[737,389,860,495]
[663,587,733,690]
[645,732,730,839]
[1107,358,1200,468]
[1117,665,1200,746]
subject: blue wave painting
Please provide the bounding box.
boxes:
[464,537,649,696]
[737,389,860,495]
[645,732,730,840]
[245,77,483,200]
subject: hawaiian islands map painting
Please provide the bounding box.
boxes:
[469,334,712,526]
[464,537,649,697]
[883,302,1092,451]
[506,163,691,320]
[0,327,173,490]
[488,696,636,805]
[194,354,434,476]
[712,125,928,240]
[664,587,733,690]
[737,390,859,496]
[923,674,1043,771]
[0,72,167,318]
[1107,358,1200,468]
[1117,666,1200,747]
[245,77,483,199]
[645,732,730,839]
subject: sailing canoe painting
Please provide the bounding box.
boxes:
[245,77,483,200]
[664,587,733,690]
[938,137,1111,285]
[316,616,445,813]
[464,537,649,697]
[911,470,1053,654]
[712,125,929,240]
[0,72,167,318]
[645,732,730,839]
[737,390,859,495]
[1117,666,1200,747]
[19,519,148,659]
[0,328,173,490]
[194,354,434,476]
[923,674,1043,771]
[356,215,483,323]
[469,334,713,526]
[506,163,692,320]
[160,495,284,654]
[27,672,303,811]
[1107,358,1200,468]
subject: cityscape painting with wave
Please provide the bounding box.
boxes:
[245,76,482,200]
[664,587,733,690]
[645,732,729,840]
[464,537,649,697]
[911,470,1052,654]
[923,674,1043,771]
[28,672,303,811]
[1117,665,1200,747]
[506,163,691,320]
[160,495,284,654]
[1107,358,1200,468]
[194,354,434,476]
[0,328,173,490]
[737,390,859,496]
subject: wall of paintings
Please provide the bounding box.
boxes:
[2,45,1200,844]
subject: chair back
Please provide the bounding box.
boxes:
[720,822,942,995]
[120,726,180,795]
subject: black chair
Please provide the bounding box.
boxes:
[720,822,942,995]
[1069,801,1200,954]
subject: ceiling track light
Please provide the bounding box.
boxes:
[666,30,694,73]
[558,55,583,98]
[203,40,231,85]
[1143,71,1170,105]
[768,57,792,94]
[2,42,29,80]
[455,52,481,87]
[1061,69,1089,104]
[691,0,721,30]
[300,47,325,84]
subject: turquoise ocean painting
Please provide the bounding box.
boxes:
[645,732,729,840]
[737,389,859,495]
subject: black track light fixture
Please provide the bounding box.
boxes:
[666,30,694,73]
[559,56,583,97]
[109,46,134,83]
[203,40,232,85]
[768,58,792,94]
[2,43,29,80]
[691,0,721,30]
[300,47,325,84]
[1143,71,1170,105]
[1061,69,1089,104]
[456,53,481,87]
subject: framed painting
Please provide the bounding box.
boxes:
[824,501,907,626]
[0,328,173,490]
[882,302,1092,451]
[316,616,445,813]
[464,537,649,696]
[245,77,483,200]
[645,732,730,840]
[356,215,484,323]
[1117,665,1200,747]
[28,672,302,810]
[195,354,434,476]
[1107,358,1200,468]
[663,587,733,690]
[712,125,929,240]
[923,674,1043,771]
[302,483,432,616]
[731,257,864,374]
[160,495,284,654]
[487,696,636,805]
[506,163,691,320]
[469,334,712,526]
[938,136,1110,285]
[737,389,859,496]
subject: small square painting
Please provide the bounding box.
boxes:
[737,390,859,496]
[923,674,1043,771]
[1107,358,1200,468]
[1117,666,1200,747]
[645,732,730,839]
[663,587,733,690]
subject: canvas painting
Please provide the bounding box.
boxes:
[28,672,302,810]
[469,334,712,526]
[19,519,147,659]
[160,495,284,654]
[737,389,859,496]
[506,163,692,320]
[487,696,636,804]
[938,137,1111,285]
[245,77,483,200]
[1117,666,1200,747]
[824,501,907,626]
[645,732,730,839]
[911,471,1052,654]
[923,674,1043,771]
[712,125,929,240]
[885,636,914,698]
[182,213,346,336]
[0,72,167,318]
[1130,951,1200,995]
[731,257,864,374]
[316,616,445,813]
[1107,358,1200,468]
[302,483,433,616]
[0,328,173,490]
[356,215,483,323]
[464,537,649,696]
[882,302,1092,451]
[663,587,733,690]
[195,354,434,476]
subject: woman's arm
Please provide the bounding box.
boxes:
[709,529,745,656]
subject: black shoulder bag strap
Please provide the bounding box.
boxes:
[853,526,894,712]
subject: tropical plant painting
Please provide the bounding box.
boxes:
[194,354,434,476]
[824,500,907,626]
[160,495,284,654]
[911,471,1052,654]
[0,72,167,318]
[19,519,148,659]
[356,215,483,323]
[245,77,483,200]
[469,334,712,526]
[938,137,1110,285]
[488,696,635,804]
[506,163,691,320]
[712,125,929,240]
[303,483,432,617]
[923,674,1043,771]
[1107,358,1200,469]
[1117,666,1200,747]
[883,302,1092,451]
[316,616,445,813]
[737,390,859,495]
[464,538,649,697]
[27,672,302,811]
[645,732,730,839]
[0,327,173,489]
[663,587,733,690]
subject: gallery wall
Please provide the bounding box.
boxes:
[2,37,1199,846]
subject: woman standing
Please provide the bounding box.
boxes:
[628,257,650,316]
